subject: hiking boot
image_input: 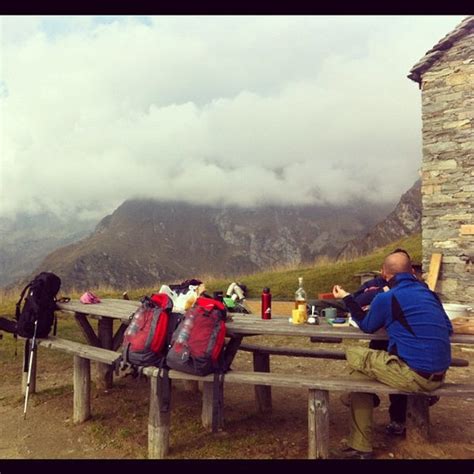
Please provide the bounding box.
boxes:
[341,447,373,460]
[385,421,406,436]
[340,393,380,408]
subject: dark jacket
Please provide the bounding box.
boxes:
[351,276,387,308]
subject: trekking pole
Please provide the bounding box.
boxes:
[23,319,38,420]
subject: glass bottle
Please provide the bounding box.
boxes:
[294,277,307,310]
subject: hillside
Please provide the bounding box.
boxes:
[0,233,421,314]
[204,233,422,300]
[27,199,393,291]
[337,179,421,260]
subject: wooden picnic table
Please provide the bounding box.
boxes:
[55,298,474,389]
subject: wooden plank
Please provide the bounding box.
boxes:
[148,374,171,459]
[140,369,474,397]
[240,343,345,360]
[74,313,101,347]
[406,395,430,443]
[58,299,139,322]
[201,381,224,432]
[240,344,465,367]
[57,299,474,345]
[73,356,91,423]
[460,224,474,236]
[37,337,120,365]
[309,337,343,344]
[97,317,114,389]
[201,382,213,430]
[426,253,443,291]
[253,352,272,414]
[308,389,329,459]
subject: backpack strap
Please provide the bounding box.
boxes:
[211,351,226,432]
[158,359,171,413]
[15,282,32,320]
[212,370,225,433]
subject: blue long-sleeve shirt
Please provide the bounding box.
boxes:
[344,273,453,373]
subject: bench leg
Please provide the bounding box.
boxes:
[148,375,171,459]
[202,381,224,432]
[253,352,272,414]
[22,339,37,396]
[97,318,114,390]
[308,389,329,459]
[406,395,430,443]
[73,356,91,423]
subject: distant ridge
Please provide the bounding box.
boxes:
[337,179,421,260]
[28,199,393,291]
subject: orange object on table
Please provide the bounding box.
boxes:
[318,292,334,299]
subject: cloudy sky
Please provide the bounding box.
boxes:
[0,15,466,220]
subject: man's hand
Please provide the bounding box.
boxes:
[332,285,349,299]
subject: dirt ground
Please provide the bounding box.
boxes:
[1,301,473,460]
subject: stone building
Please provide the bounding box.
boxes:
[408,16,473,304]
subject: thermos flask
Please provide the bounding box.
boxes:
[261,287,272,319]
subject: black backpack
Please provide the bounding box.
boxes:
[15,272,61,338]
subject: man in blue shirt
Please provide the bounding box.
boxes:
[333,251,453,459]
[349,248,431,436]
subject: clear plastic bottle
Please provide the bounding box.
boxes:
[294,277,307,310]
[176,312,195,344]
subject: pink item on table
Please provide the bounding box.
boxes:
[80,291,101,304]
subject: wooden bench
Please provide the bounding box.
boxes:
[36,336,122,423]
[239,342,469,414]
[141,366,474,459]
[32,336,474,460]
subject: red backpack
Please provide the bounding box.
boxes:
[122,294,174,367]
[166,296,227,376]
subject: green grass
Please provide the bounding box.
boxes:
[205,233,422,299]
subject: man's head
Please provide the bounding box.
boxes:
[390,248,411,260]
[382,252,413,281]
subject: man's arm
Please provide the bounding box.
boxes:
[351,292,389,334]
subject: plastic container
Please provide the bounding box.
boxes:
[442,303,473,320]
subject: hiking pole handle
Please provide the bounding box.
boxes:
[23,320,38,420]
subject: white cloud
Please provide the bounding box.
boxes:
[0,15,466,219]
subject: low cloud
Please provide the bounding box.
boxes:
[0,15,465,219]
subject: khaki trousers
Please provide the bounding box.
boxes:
[345,346,445,453]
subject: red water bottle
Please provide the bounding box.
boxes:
[261,287,272,319]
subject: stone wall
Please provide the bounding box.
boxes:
[420,31,474,303]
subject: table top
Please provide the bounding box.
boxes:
[56,298,474,344]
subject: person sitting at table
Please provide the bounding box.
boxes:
[332,250,453,459]
[349,248,427,436]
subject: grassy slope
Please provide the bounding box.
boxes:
[0,233,421,315]
[206,233,422,299]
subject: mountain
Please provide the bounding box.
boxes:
[336,179,421,260]
[29,199,394,291]
[0,212,97,287]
